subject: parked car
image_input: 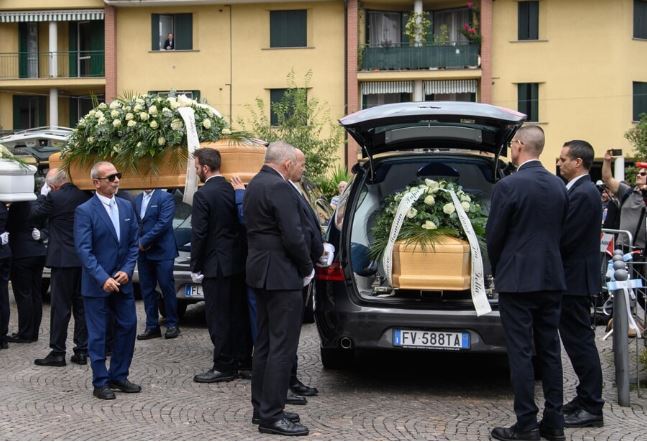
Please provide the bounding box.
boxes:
[314,101,526,368]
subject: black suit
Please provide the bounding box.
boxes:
[7,201,46,341]
[191,175,247,372]
[486,160,568,431]
[0,203,10,347]
[31,184,91,355]
[244,166,313,424]
[559,175,604,415]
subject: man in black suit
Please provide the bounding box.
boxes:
[0,202,10,351]
[244,141,312,437]
[556,140,604,428]
[487,125,568,441]
[163,33,174,50]
[190,148,249,384]
[6,200,46,344]
[287,149,322,400]
[31,168,91,366]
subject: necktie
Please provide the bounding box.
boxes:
[109,199,121,241]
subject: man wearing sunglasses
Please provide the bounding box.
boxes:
[74,161,140,400]
[601,151,647,252]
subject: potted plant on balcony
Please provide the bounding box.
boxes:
[50,93,266,190]
[0,144,37,202]
[369,178,487,291]
[404,11,431,46]
[460,1,482,46]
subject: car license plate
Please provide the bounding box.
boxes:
[184,284,203,297]
[392,329,470,350]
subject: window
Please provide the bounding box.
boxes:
[518,83,539,122]
[362,93,411,109]
[270,10,307,48]
[151,14,193,50]
[13,95,46,130]
[635,0,647,39]
[432,8,470,44]
[69,95,104,126]
[518,1,539,40]
[634,82,647,121]
[270,88,307,125]
[148,90,201,100]
[425,93,476,102]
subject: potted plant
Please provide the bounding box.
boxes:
[369,178,487,290]
[460,1,482,45]
[404,11,431,46]
[51,93,265,190]
[0,144,37,202]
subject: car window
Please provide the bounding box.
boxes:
[170,189,192,251]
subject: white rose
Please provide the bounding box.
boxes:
[148,105,158,115]
[95,110,104,119]
[110,110,120,118]
[177,95,192,107]
[426,180,440,193]
[149,120,159,129]
[424,195,435,206]
[124,106,132,112]
[135,98,145,105]
[443,203,455,215]
[139,112,149,121]
[127,120,136,128]
[170,100,180,110]
[109,100,121,109]
[460,194,471,203]
[98,103,107,110]
[158,137,166,146]
[125,113,134,121]
[406,207,418,218]
[88,110,96,117]
[162,107,172,115]
[202,119,211,129]
[87,136,95,144]
[171,119,183,131]
[136,141,142,148]
[98,117,106,125]
[421,220,437,230]
[112,144,121,153]
[461,201,470,212]
[133,104,143,112]
[113,119,122,128]
[221,128,232,135]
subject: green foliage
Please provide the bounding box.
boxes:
[368,178,487,261]
[404,12,431,45]
[433,24,450,45]
[315,165,352,201]
[626,113,647,161]
[62,93,228,172]
[238,70,343,184]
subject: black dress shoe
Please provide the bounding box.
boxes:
[562,397,580,414]
[93,386,116,400]
[137,328,162,340]
[564,408,603,428]
[491,424,540,441]
[290,379,318,396]
[6,333,32,343]
[193,369,237,383]
[34,351,66,367]
[238,368,252,380]
[70,353,88,365]
[252,411,300,425]
[539,422,565,441]
[0,341,7,350]
[164,327,180,339]
[258,417,309,436]
[286,390,307,405]
[109,379,142,393]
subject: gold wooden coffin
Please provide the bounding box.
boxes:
[48,139,266,190]
[391,236,471,290]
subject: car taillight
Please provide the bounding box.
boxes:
[315,261,345,281]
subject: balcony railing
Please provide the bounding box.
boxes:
[0,51,105,80]
[360,43,479,71]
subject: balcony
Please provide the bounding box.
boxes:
[0,51,105,80]
[360,43,479,71]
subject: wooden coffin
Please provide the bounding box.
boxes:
[48,138,267,190]
[391,236,471,290]
[0,159,37,202]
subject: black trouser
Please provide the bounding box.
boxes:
[289,287,308,384]
[10,256,45,340]
[251,288,303,424]
[49,267,87,355]
[0,258,10,345]
[559,294,604,415]
[203,274,249,372]
[499,291,564,430]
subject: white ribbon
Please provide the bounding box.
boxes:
[178,106,200,206]
[380,186,491,317]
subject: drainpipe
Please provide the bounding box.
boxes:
[412,0,423,101]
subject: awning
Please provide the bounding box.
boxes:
[361,81,413,95]
[424,79,478,95]
[0,9,104,23]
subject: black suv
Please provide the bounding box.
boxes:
[314,101,526,368]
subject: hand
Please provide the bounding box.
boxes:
[191,272,204,283]
[604,150,613,162]
[318,242,335,267]
[302,268,315,287]
[230,175,245,190]
[103,277,121,293]
[113,271,129,285]
[40,182,51,196]
[0,232,8,246]
[31,228,41,241]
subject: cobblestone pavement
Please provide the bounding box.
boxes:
[1,297,646,440]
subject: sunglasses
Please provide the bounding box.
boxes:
[95,172,122,182]
[639,172,647,177]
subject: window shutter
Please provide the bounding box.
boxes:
[270,10,306,47]
[69,97,79,126]
[151,14,160,50]
[69,22,78,77]
[18,23,28,78]
[530,83,538,122]
[175,14,193,50]
[518,1,538,40]
[39,96,47,127]
[89,21,104,76]
[634,82,647,121]
[635,0,647,39]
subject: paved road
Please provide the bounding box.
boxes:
[1,298,646,440]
